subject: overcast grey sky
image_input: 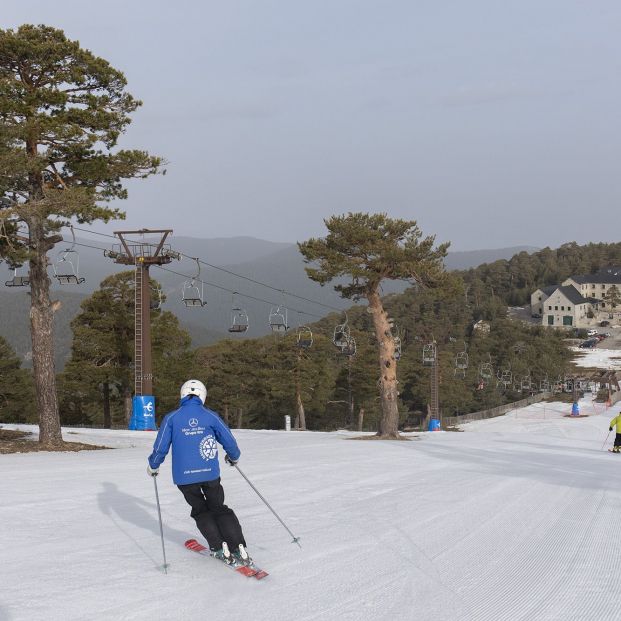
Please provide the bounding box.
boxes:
[5,1,621,250]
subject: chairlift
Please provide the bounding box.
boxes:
[4,263,29,287]
[269,305,288,332]
[227,293,249,333]
[53,226,85,285]
[455,352,469,370]
[540,377,550,392]
[229,308,249,333]
[393,336,402,361]
[497,367,512,388]
[479,361,493,380]
[340,336,356,357]
[182,258,206,307]
[150,283,163,311]
[422,342,436,366]
[521,376,532,392]
[296,326,313,349]
[333,314,350,349]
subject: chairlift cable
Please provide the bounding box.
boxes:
[69,225,343,313]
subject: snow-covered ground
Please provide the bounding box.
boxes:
[571,347,621,370]
[2,397,621,621]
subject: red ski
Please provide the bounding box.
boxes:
[184,539,268,579]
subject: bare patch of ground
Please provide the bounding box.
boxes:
[0,428,109,454]
[348,434,415,441]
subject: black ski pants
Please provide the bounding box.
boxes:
[178,478,246,551]
[615,433,621,447]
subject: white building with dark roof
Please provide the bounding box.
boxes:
[532,267,621,329]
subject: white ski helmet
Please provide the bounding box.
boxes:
[180,379,207,404]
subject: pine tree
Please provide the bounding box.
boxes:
[299,213,448,438]
[0,25,163,446]
[0,335,35,423]
[61,272,192,427]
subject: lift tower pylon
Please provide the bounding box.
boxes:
[108,229,175,396]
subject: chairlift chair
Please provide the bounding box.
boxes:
[393,336,402,361]
[182,279,205,307]
[182,258,206,307]
[500,369,512,387]
[422,343,436,366]
[340,336,356,357]
[296,326,313,349]
[333,322,350,349]
[150,284,163,311]
[229,307,249,333]
[4,264,29,287]
[53,250,85,284]
[53,226,85,284]
[269,306,288,333]
[521,376,532,392]
[480,362,493,380]
[455,351,469,370]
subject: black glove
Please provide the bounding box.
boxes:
[610,427,613,432]
[225,454,238,467]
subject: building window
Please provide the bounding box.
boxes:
[592,284,596,289]
[602,303,606,308]
[561,306,565,311]
[555,306,558,311]
[568,306,571,310]
[548,306,552,310]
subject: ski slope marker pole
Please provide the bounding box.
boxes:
[601,430,612,451]
[153,477,169,573]
[233,464,302,549]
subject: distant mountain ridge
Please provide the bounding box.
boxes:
[0,237,539,369]
[444,246,540,270]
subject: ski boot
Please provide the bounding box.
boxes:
[614,446,620,453]
[233,543,252,566]
[211,541,235,565]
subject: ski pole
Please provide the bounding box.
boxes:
[601,429,612,451]
[152,476,169,573]
[233,464,302,549]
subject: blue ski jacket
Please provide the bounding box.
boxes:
[147,396,241,485]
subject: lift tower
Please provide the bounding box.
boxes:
[107,229,176,396]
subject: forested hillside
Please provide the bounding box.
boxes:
[460,241,621,308]
[191,274,572,432]
[5,241,605,430]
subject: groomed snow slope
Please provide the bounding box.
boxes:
[2,399,621,621]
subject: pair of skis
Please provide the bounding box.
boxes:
[185,539,268,580]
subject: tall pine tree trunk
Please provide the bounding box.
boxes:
[367,290,400,438]
[295,349,306,430]
[223,404,229,425]
[102,381,111,429]
[296,392,306,431]
[357,406,365,432]
[236,407,243,429]
[124,386,132,426]
[28,215,63,447]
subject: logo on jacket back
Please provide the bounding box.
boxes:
[182,418,205,436]
[199,435,218,460]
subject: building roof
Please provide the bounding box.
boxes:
[570,269,621,285]
[555,285,589,305]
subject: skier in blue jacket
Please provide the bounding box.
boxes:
[147,379,248,564]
